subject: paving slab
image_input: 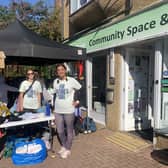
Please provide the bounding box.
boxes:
[0,129,167,168]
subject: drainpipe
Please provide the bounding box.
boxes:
[61,0,64,40]
[125,0,133,15]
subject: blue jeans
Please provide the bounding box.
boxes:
[55,113,75,150]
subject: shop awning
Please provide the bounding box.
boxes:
[0,20,86,65]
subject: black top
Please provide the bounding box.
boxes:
[0,19,86,65]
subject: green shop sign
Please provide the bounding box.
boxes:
[69,2,168,53]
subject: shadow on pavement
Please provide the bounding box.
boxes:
[151,149,168,165]
[129,128,153,142]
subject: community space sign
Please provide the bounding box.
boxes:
[69,2,168,53]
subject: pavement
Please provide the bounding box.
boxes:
[0,128,167,168]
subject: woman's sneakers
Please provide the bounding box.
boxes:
[60,149,71,159]
[57,147,66,155]
[58,147,71,159]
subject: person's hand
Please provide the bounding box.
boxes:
[16,106,23,112]
[20,107,23,112]
[72,100,80,107]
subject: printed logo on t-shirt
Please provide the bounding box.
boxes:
[27,88,34,98]
[56,84,69,99]
[58,84,65,99]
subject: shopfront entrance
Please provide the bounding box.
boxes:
[157,38,168,130]
[88,54,106,125]
[122,47,154,131]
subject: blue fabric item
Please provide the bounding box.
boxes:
[12,138,47,166]
[74,107,81,117]
[36,106,46,113]
[3,136,29,158]
[82,117,96,132]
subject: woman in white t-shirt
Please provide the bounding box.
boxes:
[53,64,81,159]
[17,69,42,112]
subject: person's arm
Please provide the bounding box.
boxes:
[73,78,82,90]
[37,92,41,108]
[72,89,81,107]
[37,81,42,108]
[17,81,25,112]
[17,92,24,112]
[72,78,82,106]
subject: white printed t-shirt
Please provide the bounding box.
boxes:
[19,80,42,109]
[53,77,81,114]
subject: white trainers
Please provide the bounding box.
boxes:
[57,147,66,155]
[60,149,71,159]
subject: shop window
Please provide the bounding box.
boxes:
[92,56,106,113]
[80,0,87,6]
[70,0,91,14]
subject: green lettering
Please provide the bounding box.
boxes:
[89,39,93,46]
[150,20,156,29]
[144,22,149,30]
[132,26,138,36]
[127,26,132,36]
[160,13,168,25]
[138,24,143,32]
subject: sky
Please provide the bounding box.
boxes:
[0,0,54,7]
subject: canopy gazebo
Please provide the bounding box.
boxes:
[0,20,87,106]
[0,19,86,65]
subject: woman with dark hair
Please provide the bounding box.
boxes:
[53,64,81,159]
[17,69,42,112]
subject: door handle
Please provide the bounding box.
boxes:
[155,80,159,84]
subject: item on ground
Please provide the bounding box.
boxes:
[41,131,51,150]
[82,117,97,133]
[3,136,29,158]
[12,138,47,166]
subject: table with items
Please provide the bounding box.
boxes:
[0,113,55,129]
[0,112,55,165]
